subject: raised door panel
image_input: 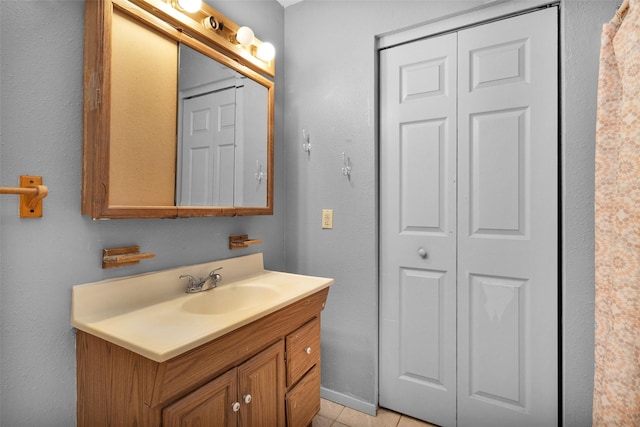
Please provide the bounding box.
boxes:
[238,341,286,427]
[162,369,237,427]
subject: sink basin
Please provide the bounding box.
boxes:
[181,284,280,315]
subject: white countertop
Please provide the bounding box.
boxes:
[71,254,333,362]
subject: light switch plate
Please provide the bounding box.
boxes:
[322,209,333,229]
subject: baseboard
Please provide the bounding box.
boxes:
[320,387,377,416]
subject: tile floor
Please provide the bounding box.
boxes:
[312,399,439,427]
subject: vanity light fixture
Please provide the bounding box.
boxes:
[134,0,275,76]
[176,0,202,13]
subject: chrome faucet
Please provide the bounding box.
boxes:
[180,267,223,293]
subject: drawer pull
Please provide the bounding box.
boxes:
[305,347,312,354]
[243,394,252,404]
[232,402,241,412]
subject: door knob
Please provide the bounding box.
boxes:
[418,247,428,259]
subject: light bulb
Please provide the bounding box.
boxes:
[257,42,275,62]
[236,26,255,46]
[177,0,202,13]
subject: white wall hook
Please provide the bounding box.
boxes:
[341,152,352,178]
[302,129,312,153]
[255,160,266,183]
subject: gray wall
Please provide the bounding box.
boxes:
[0,0,285,425]
[561,2,612,424]
[283,0,612,425]
[0,0,615,425]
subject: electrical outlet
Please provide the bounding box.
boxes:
[322,209,333,229]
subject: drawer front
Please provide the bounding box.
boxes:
[286,317,320,386]
[286,364,320,427]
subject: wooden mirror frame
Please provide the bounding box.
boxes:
[82,0,274,219]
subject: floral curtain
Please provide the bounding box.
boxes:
[593,0,640,424]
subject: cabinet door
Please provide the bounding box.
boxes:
[238,341,285,427]
[163,369,237,427]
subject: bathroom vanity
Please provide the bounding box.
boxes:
[72,254,332,426]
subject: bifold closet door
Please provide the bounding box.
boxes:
[379,6,558,427]
[456,7,558,427]
[379,32,458,427]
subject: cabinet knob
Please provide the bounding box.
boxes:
[243,394,252,404]
[418,247,428,259]
[305,347,312,354]
[232,402,241,412]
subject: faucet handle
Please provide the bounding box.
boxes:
[209,267,223,282]
[180,274,198,291]
[180,274,196,283]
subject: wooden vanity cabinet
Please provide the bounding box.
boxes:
[76,288,328,427]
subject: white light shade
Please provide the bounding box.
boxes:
[257,42,275,62]
[236,26,255,46]
[177,0,202,13]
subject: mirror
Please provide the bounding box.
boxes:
[177,44,268,207]
[82,0,274,219]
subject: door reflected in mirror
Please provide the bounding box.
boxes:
[177,44,268,208]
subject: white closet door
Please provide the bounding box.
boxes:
[379,32,458,427]
[456,7,558,427]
